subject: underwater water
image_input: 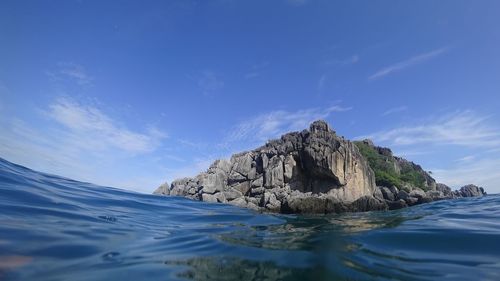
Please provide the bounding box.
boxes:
[0,158,499,281]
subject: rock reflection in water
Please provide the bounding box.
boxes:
[217,211,411,252]
[166,257,339,281]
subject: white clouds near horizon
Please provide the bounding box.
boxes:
[361,110,500,148]
[0,97,168,192]
[433,158,500,191]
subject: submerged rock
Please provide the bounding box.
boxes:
[154,120,487,213]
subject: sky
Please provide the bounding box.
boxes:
[1,0,500,193]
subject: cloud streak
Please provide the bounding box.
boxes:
[197,71,224,96]
[47,62,94,85]
[244,61,269,79]
[382,106,408,116]
[369,47,449,80]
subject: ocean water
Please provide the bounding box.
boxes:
[0,158,499,281]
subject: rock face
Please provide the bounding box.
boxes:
[373,183,487,210]
[157,120,376,213]
[155,120,487,213]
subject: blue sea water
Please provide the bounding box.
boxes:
[0,158,499,281]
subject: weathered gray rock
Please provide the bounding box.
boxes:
[397,190,409,200]
[409,188,426,199]
[154,120,487,214]
[426,190,444,200]
[405,197,419,206]
[350,196,388,212]
[386,199,407,210]
[373,187,384,200]
[436,183,452,196]
[153,182,170,195]
[460,184,486,197]
[380,186,396,201]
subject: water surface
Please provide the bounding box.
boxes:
[0,158,499,280]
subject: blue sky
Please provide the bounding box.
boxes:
[1,0,500,193]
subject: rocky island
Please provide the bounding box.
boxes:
[154,120,486,213]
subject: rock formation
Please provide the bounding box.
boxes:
[154,120,487,213]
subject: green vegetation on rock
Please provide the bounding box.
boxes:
[354,140,430,191]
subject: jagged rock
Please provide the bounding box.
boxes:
[232,181,251,195]
[397,190,409,200]
[230,197,248,208]
[154,120,487,214]
[223,188,243,201]
[426,190,444,200]
[388,185,399,195]
[405,197,419,206]
[460,184,486,197]
[201,193,218,203]
[409,188,426,199]
[386,199,407,210]
[282,196,329,214]
[153,182,170,195]
[350,196,388,212]
[436,183,452,196]
[373,187,384,200]
[380,186,396,201]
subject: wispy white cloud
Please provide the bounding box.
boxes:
[244,72,260,79]
[197,71,224,96]
[382,105,408,116]
[244,61,269,79]
[317,74,327,90]
[369,47,449,80]
[324,55,360,66]
[361,110,500,148]
[456,155,476,163]
[46,97,166,153]
[47,62,94,85]
[223,105,352,146]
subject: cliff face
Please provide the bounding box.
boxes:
[154,120,376,212]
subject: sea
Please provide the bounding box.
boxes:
[0,157,499,281]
